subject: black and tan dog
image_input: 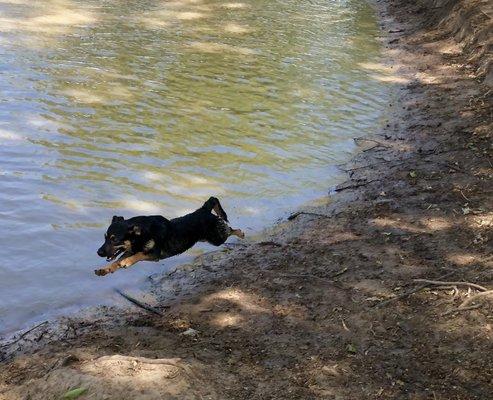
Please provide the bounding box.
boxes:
[95,197,244,276]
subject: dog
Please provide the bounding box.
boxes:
[95,197,244,276]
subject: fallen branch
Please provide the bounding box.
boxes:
[257,241,283,247]
[375,271,455,308]
[354,138,391,148]
[264,271,335,284]
[335,179,381,192]
[0,321,48,348]
[288,211,331,220]
[114,288,163,316]
[331,267,348,278]
[413,279,488,292]
[442,304,481,316]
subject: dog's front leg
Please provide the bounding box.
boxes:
[95,252,157,276]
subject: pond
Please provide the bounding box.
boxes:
[0,0,389,334]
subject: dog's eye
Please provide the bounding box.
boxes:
[110,235,116,242]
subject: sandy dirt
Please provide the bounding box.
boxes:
[1,0,492,399]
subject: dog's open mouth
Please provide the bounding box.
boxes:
[106,248,124,262]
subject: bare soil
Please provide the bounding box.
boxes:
[1,0,492,399]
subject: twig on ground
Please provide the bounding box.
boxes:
[375,271,455,308]
[257,241,283,247]
[459,190,471,202]
[331,267,348,278]
[442,304,482,316]
[335,179,381,192]
[0,321,48,348]
[413,279,488,292]
[354,138,391,148]
[287,211,331,220]
[114,288,163,316]
[264,271,335,284]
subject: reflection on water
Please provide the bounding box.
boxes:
[0,0,389,334]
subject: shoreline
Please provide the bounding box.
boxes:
[1,0,492,398]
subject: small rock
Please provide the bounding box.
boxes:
[180,328,199,337]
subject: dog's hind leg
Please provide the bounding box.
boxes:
[202,197,228,222]
[95,252,157,276]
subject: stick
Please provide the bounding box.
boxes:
[287,211,331,220]
[376,271,455,308]
[442,304,481,316]
[0,321,48,348]
[331,267,348,278]
[114,288,163,316]
[413,279,488,292]
[335,179,380,192]
[257,241,283,247]
[264,271,335,284]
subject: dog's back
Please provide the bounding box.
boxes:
[168,197,227,250]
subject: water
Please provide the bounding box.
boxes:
[0,0,389,334]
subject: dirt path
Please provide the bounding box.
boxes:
[1,0,492,399]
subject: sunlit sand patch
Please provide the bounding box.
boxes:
[212,313,243,328]
[371,217,425,233]
[223,22,251,34]
[187,41,256,55]
[467,212,493,229]
[206,288,268,313]
[82,355,185,385]
[420,217,452,231]
[446,253,478,266]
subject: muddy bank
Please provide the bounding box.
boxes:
[1,0,492,398]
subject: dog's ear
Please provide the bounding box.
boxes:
[129,225,143,235]
[112,215,124,223]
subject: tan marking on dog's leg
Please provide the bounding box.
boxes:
[95,252,155,276]
[230,228,245,239]
[118,252,156,268]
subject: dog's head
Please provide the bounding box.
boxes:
[97,216,144,261]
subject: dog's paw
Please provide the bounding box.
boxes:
[95,268,108,276]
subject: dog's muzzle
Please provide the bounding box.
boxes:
[98,244,125,261]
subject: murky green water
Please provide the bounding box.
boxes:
[0,0,389,334]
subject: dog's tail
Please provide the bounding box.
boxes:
[202,196,228,222]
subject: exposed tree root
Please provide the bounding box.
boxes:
[413,279,488,292]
